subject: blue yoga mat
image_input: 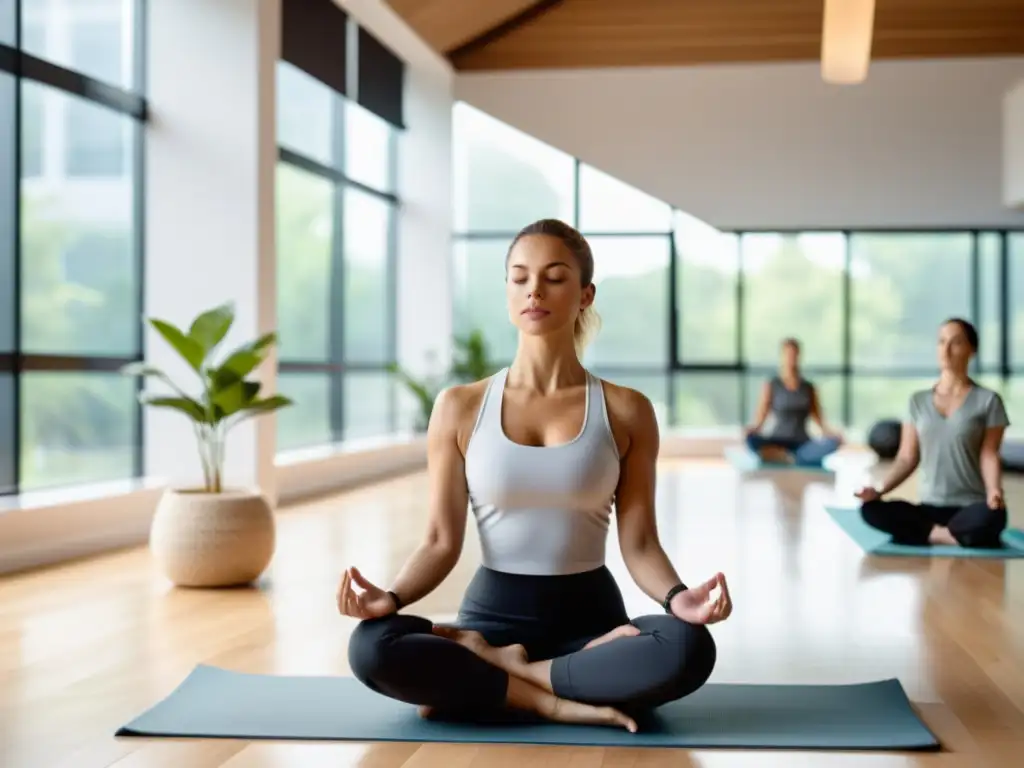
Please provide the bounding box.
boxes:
[115,664,939,751]
[724,446,833,474]
[825,505,1024,558]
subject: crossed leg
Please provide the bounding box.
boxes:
[433,613,716,720]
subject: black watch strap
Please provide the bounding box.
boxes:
[662,583,688,613]
[386,590,403,611]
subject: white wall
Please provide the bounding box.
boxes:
[145,0,280,499]
[457,57,1024,230]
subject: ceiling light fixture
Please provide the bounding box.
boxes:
[821,0,876,85]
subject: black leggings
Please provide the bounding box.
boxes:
[860,498,1007,548]
[347,565,717,717]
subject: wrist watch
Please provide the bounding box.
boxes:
[386,590,403,611]
[662,582,688,613]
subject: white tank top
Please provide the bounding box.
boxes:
[463,367,621,576]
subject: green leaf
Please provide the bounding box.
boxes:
[140,394,209,423]
[243,394,293,414]
[222,394,294,434]
[120,361,167,378]
[211,380,261,419]
[209,350,263,389]
[250,332,277,354]
[149,318,206,371]
[188,303,235,355]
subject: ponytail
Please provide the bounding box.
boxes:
[574,305,602,358]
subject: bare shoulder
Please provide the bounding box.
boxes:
[599,378,659,457]
[431,378,492,456]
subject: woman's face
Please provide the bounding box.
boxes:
[780,342,800,371]
[937,321,974,372]
[505,234,593,340]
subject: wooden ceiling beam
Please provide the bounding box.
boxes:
[447,0,566,59]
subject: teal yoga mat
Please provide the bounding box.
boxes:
[724,446,833,474]
[825,505,1024,558]
[115,664,939,751]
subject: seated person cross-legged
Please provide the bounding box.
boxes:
[336,219,731,733]
[855,318,1010,549]
[744,338,844,466]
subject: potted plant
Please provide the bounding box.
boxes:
[122,302,292,588]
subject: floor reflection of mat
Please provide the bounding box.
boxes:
[725,446,833,474]
[116,664,940,751]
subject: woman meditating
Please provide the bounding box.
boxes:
[855,318,1010,549]
[744,337,843,466]
[337,218,731,733]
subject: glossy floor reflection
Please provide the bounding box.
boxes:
[1,457,1022,766]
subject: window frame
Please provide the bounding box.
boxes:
[450,118,1024,430]
[0,0,148,496]
[276,92,400,449]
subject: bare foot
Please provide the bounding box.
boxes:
[549,697,638,732]
[583,623,641,650]
[928,525,959,546]
[759,445,793,464]
[432,626,528,670]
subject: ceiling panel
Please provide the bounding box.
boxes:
[384,0,546,53]
[384,0,1024,71]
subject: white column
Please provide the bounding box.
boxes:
[1004,78,1024,209]
[144,0,280,503]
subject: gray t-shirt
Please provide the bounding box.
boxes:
[767,376,813,443]
[908,385,1010,507]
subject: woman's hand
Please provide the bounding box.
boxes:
[336,566,397,620]
[854,486,880,502]
[987,487,1004,510]
[669,572,732,626]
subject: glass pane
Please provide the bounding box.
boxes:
[343,371,393,440]
[21,83,138,356]
[453,238,518,363]
[0,373,13,494]
[345,100,393,193]
[1010,234,1024,370]
[849,376,937,434]
[19,372,137,491]
[276,60,336,168]
[0,0,13,45]
[741,232,845,367]
[745,373,844,433]
[0,72,13,352]
[593,371,670,425]
[21,0,136,90]
[343,188,392,364]
[850,232,972,369]
[674,372,742,428]
[65,95,127,177]
[578,164,672,234]
[453,101,575,233]
[276,162,332,362]
[978,233,1002,371]
[583,236,670,367]
[675,211,738,363]
[20,77,43,178]
[276,372,332,452]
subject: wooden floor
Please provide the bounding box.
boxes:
[2,457,1023,767]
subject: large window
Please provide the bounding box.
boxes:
[275,58,399,453]
[451,101,1024,437]
[1,0,146,495]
